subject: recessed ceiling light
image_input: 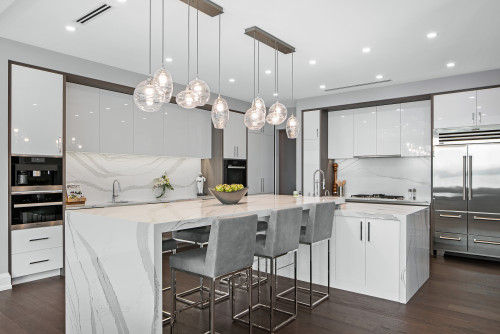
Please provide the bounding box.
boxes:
[121,120,125,123]
[427,32,438,39]
[75,114,79,117]
[24,138,29,142]
[273,93,278,97]
[106,107,111,110]
[229,78,235,83]
[309,60,317,65]
[265,70,271,75]
[469,96,475,99]
[117,0,127,2]
[165,57,173,62]
[89,111,94,114]
[319,85,326,89]
[446,62,455,68]
[71,137,76,141]
[376,74,383,80]
[65,25,76,32]
[362,47,371,53]
[32,103,37,106]
[164,112,168,115]
[124,103,128,106]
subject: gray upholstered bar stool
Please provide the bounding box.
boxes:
[277,201,336,309]
[169,214,258,334]
[162,239,177,324]
[233,206,303,333]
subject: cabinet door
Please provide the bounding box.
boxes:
[376,104,401,156]
[262,133,275,194]
[335,216,366,286]
[365,218,400,300]
[223,112,246,159]
[476,87,500,126]
[303,139,320,197]
[328,109,354,159]
[11,65,63,156]
[434,91,477,129]
[99,90,134,154]
[247,132,262,194]
[188,108,212,158]
[303,110,320,140]
[400,101,431,157]
[164,103,189,157]
[66,83,100,153]
[353,107,377,156]
[134,103,164,156]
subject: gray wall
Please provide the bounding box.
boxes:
[295,68,500,192]
[0,37,250,278]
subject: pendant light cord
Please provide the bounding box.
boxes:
[161,0,164,66]
[253,32,256,99]
[292,52,294,102]
[218,14,221,96]
[274,42,277,100]
[196,6,199,77]
[257,41,260,96]
[148,0,152,75]
[277,44,279,99]
[187,0,190,82]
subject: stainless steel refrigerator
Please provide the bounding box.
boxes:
[433,142,500,258]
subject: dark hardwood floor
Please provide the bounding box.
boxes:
[1,254,499,334]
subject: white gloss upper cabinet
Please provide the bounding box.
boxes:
[188,108,212,159]
[249,122,274,136]
[66,83,100,153]
[476,87,500,126]
[164,103,189,157]
[99,90,134,154]
[11,65,63,156]
[328,110,354,159]
[223,112,246,159]
[134,104,164,156]
[400,101,431,157]
[303,110,320,140]
[434,91,477,129]
[353,107,377,157]
[376,104,401,156]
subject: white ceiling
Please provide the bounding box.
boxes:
[1,0,500,106]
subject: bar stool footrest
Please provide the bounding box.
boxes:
[276,285,329,308]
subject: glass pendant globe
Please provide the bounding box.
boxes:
[153,66,174,103]
[252,96,266,111]
[134,77,163,112]
[188,77,211,106]
[266,101,287,125]
[211,96,230,129]
[286,115,300,139]
[244,106,265,130]
[176,87,200,109]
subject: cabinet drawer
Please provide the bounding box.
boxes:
[434,211,467,234]
[468,213,500,238]
[434,232,467,252]
[11,247,63,278]
[468,235,500,258]
[11,226,63,254]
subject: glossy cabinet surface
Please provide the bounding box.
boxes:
[335,215,366,286]
[302,139,320,197]
[328,109,354,159]
[476,87,500,126]
[249,122,274,136]
[66,83,100,153]
[353,107,377,156]
[134,103,164,156]
[99,90,134,154]
[223,112,247,159]
[303,110,320,140]
[163,103,189,157]
[400,101,431,157]
[376,104,401,156]
[11,65,63,156]
[434,91,477,129]
[188,108,212,159]
[248,132,274,194]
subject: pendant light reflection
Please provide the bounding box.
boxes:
[286,52,299,138]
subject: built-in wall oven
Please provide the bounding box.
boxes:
[223,159,247,186]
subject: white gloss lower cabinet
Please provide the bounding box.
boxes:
[99,90,134,154]
[400,101,431,157]
[376,104,400,156]
[335,216,365,286]
[11,64,63,156]
[328,109,354,159]
[353,107,377,157]
[223,112,246,159]
[248,132,274,194]
[66,83,100,153]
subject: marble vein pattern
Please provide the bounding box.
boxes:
[336,157,431,202]
[66,152,201,205]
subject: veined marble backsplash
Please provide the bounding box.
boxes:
[336,157,431,202]
[66,152,200,205]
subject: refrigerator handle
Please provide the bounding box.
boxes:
[463,156,467,201]
[468,155,473,200]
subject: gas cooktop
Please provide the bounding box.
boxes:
[351,194,405,200]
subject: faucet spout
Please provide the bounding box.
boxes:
[312,169,326,197]
[112,180,121,202]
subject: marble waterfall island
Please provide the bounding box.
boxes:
[65,194,345,334]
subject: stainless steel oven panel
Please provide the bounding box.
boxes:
[468,212,500,238]
[468,234,500,258]
[11,220,63,231]
[434,210,467,234]
[433,232,467,252]
[12,185,63,193]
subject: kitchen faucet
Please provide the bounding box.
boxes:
[312,169,325,197]
[112,180,121,202]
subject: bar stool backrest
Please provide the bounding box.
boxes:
[264,207,303,257]
[303,202,336,244]
[205,214,258,278]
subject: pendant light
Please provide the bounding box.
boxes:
[266,42,287,125]
[252,41,266,113]
[153,0,173,103]
[211,14,229,129]
[177,0,201,109]
[134,0,163,112]
[244,32,266,130]
[188,6,211,106]
[286,52,299,139]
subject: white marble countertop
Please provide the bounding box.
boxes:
[345,198,430,206]
[66,195,215,210]
[336,202,428,220]
[67,194,345,225]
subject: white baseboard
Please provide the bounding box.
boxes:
[0,272,12,291]
[12,269,61,285]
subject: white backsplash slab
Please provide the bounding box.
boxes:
[66,152,200,205]
[336,157,431,202]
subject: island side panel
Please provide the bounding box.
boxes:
[65,211,158,334]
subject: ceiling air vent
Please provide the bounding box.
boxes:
[324,79,392,92]
[76,4,112,24]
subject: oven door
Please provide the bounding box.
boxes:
[225,165,247,186]
[11,186,63,230]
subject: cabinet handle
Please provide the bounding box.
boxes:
[29,237,49,242]
[237,146,239,157]
[368,222,371,242]
[439,236,461,241]
[468,156,472,200]
[360,221,363,241]
[472,112,475,122]
[462,156,467,201]
[473,216,500,222]
[439,214,462,219]
[478,111,482,124]
[30,259,50,265]
[316,129,319,138]
[234,146,236,157]
[474,239,500,246]
[57,136,62,153]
